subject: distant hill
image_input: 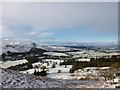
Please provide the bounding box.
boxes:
[1,39,118,55]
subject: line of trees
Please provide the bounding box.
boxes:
[69,55,120,73]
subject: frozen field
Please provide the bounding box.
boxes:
[0,59,28,68]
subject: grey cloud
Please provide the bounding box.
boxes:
[2,2,118,39]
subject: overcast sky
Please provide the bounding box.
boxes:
[1,2,118,43]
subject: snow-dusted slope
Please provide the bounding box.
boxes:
[1,68,69,88]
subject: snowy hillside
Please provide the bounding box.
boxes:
[1,68,119,88]
[1,68,70,88]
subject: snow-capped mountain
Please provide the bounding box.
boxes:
[1,39,36,55]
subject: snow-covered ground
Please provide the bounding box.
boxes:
[20,69,35,74]
[76,58,90,62]
[1,39,119,88]
[1,68,119,88]
[46,69,98,80]
[44,52,68,56]
[46,73,79,80]
[1,68,69,88]
[68,50,118,59]
[37,44,71,51]
[67,51,85,55]
[47,67,118,82]
[0,59,28,68]
[32,59,64,68]
[21,59,71,74]
[48,65,72,74]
